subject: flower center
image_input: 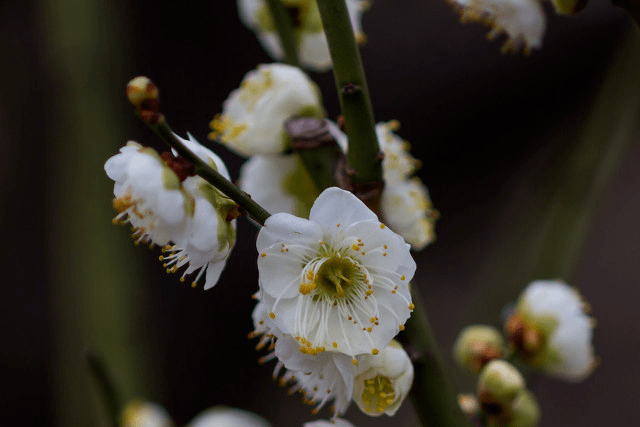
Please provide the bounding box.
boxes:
[314,256,358,298]
[361,375,396,414]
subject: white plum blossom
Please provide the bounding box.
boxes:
[505,280,596,382]
[105,135,236,290]
[105,141,190,247]
[304,419,356,427]
[159,134,237,290]
[251,300,355,416]
[239,153,319,218]
[209,63,324,157]
[352,340,414,416]
[121,400,174,427]
[381,178,437,251]
[275,334,355,416]
[257,187,416,359]
[237,0,369,71]
[448,0,546,53]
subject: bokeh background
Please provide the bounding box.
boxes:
[1,0,638,425]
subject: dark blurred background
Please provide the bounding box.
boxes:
[1,0,638,425]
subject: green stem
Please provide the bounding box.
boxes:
[87,349,122,427]
[316,0,382,183]
[149,118,272,225]
[265,0,301,67]
[404,286,470,427]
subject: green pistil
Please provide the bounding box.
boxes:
[315,256,358,298]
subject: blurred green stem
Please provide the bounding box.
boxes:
[533,26,640,280]
[316,0,383,183]
[40,0,158,424]
[265,0,301,67]
[87,350,123,427]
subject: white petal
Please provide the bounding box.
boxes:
[309,187,378,230]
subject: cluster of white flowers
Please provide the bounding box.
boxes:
[447,0,546,53]
[505,279,596,382]
[104,134,236,289]
[237,0,369,71]
[251,187,415,419]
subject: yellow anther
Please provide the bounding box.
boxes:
[399,324,405,331]
[370,317,376,323]
[260,253,266,257]
[351,244,359,251]
[408,303,415,310]
[401,275,406,281]
[299,281,316,295]
[372,348,379,355]
[380,224,386,229]
[332,342,338,348]
[269,312,276,319]
[367,327,372,332]
[191,282,197,288]
[352,359,358,366]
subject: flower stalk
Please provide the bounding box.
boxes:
[403,285,470,427]
[264,0,301,67]
[315,0,383,184]
[148,117,272,225]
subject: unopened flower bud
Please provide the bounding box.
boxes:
[121,400,174,427]
[550,0,588,15]
[127,75,159,108]
[454,325,506,374]
[507,390,541,427]
[458,393,480,418]
[352,340,414,416]
[477,360,525,409]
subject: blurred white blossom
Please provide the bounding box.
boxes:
[448,0,546,53]
[505,279,596,382]
[121,401,174,427]
[237,0,369,71]
[256,187,416,359]
[209,63,323,157]
[239,153,319,218]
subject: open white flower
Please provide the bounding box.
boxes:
[448,0,546,53]
[257,187,416,359]
[381,178,437,251]
[237,0,368,71]
[352,340,413,416]
[505,280,596,382]
[239,153,319,218]
[275,333,355,416]
[106,135,236,290]
[105,141,190,246]
[251,300,354,416]
[209,63,323,157]
[159,134,237,290]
